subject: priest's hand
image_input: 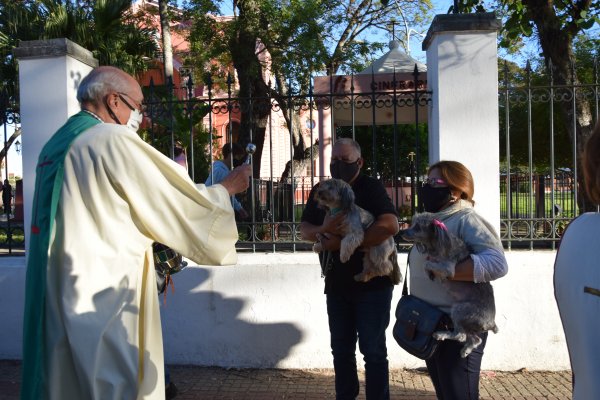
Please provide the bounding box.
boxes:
[221,164,251,195]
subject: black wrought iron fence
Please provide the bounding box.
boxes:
[500,169,576,248]
[9,57,597,255]
[142,58,600,251]
[499,58,600,249]
[143,68,430,252]
[0,88,24,255]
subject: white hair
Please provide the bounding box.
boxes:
[76,66,132,105]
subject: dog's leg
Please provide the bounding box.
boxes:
[339,229,364,263]
[353,244,394,282]
[433,328,467,343]
[460,334,483,358]
[491,323,499,334]
[483,321,499,334]
[353,254,375,282]
[370,244,394,274]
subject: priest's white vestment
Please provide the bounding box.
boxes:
[40,123,239,399]
[554,212,600,400]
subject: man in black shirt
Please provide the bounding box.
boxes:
[300,138,399,400]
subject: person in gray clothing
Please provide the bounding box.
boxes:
[409,160,508,400]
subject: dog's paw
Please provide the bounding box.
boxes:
[340,247,353,263]
[460,347,473,358]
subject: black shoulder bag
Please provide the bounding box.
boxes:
[392,258,452,360]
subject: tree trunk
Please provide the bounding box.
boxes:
[159,0,174,83]
[280,140,320,181]
[230,0,275,177]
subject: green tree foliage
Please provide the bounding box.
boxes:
[499,35,598,172]
[0,0,159,173]
[0,0,158,102]
[142,82,214,183]
[337,123,428,180]
[459,0,599,210]
[182,0,433,178]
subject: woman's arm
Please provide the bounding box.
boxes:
[451,212,508,282]
[452,248,508,282]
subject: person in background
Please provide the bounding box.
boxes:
[174,142,188,172]
[21,66,251,400]
[206,142,250,220]
[407,160,508,399]
[554,120,600,400]
[2,179,12,215]
[300,138,399,400]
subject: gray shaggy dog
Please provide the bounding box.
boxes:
[312,178,397,283]
[401,212,498,357]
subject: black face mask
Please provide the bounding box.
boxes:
[330,160,360,183]
[418,184,452,213]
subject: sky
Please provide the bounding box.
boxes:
[216,0,447,65]
[1,125,22,180]
[213,0,536,67]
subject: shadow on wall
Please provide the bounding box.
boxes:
[160,267,304,367]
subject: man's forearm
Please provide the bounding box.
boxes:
[300,221,321,242]
[361,214,399,247]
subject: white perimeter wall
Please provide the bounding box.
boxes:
[0,250,569,371]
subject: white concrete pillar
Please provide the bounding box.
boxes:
[423,13,502,233]
[14,38,98,254]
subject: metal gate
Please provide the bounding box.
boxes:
[143,68,431,252]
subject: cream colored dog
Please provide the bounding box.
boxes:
[312,178,395,282]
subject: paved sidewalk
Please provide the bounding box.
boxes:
[0,360,571,399]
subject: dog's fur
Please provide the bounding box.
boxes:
[400,212,498,358]
[312,178,396,282]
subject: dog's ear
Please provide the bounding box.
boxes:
[339,182,355,211]
[431,220,452,254]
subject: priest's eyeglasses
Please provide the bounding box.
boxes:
[118,92,146,113]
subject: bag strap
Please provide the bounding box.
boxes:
[402,249,411,296]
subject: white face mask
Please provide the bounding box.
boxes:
[126,108,143,132]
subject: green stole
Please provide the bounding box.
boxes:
[21,111,101,400]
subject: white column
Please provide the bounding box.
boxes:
[423,13,502,233]
[14,38,98,255]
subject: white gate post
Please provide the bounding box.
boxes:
[423,13,502,232]
[14,38,98,255]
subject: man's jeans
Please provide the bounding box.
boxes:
[326,287,393,400]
